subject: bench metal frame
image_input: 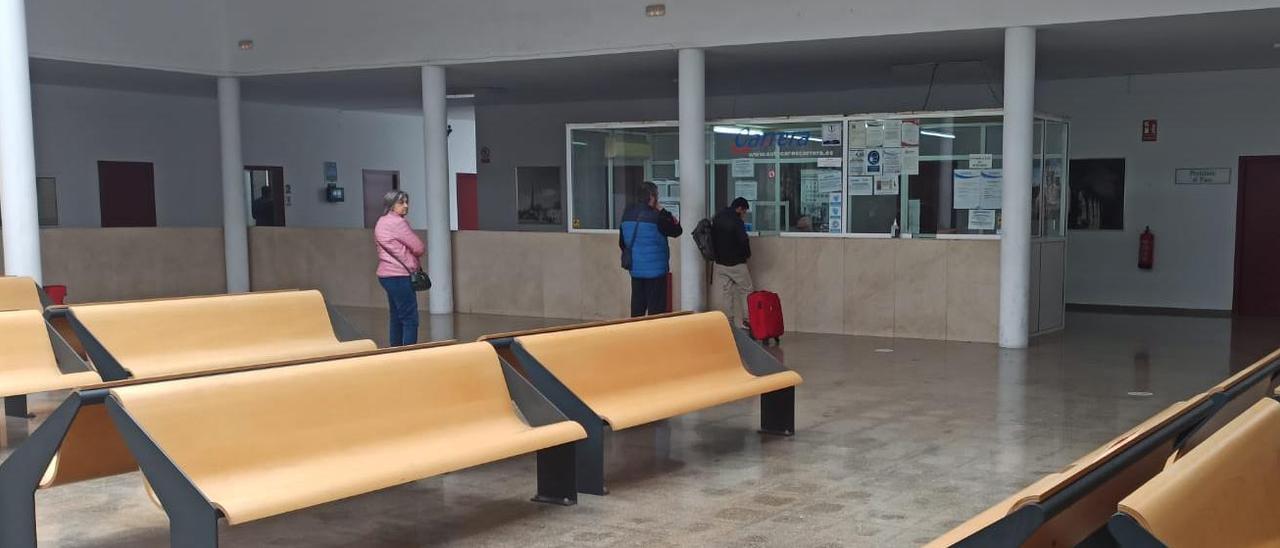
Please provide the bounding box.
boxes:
[946,355,1280,548]
[1105,392,1280,548]
[0,353,578,548]
[2,317,96,419]
[502,325,797,496]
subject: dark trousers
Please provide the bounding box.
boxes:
[379,276,419,346]
[630,275,668,317]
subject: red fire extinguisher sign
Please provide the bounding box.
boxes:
[1138,226,1155,270]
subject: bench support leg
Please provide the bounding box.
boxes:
[759,387,795,436]
[532,442,578,506]
[168,507,220,548]
[575,423,608,496]
[4,395,34,419]
[0,394,83,548]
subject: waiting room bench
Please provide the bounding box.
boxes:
[58,289,375,381]
[0,310,99,418]
[0,339,587,548]
[508,311,802,495]
[1109,396,1280,547]
[478,311,692,375]
[0,276,47,312]
[928,347,1280,547]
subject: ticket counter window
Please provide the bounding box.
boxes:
[709,122,843,234]
[569,126,679,230]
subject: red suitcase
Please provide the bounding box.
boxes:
[747,290,784,345]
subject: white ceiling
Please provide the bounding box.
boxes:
[29,8,1280,111]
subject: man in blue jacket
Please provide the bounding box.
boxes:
[619,181,682,317]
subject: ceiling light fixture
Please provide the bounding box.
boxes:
[238,40,254,51]
[646,4,666,17]
[921,130,956,139]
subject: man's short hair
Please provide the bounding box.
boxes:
[635,181,659,204]
[730,197,750,210]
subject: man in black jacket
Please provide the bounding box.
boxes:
[711,197,753,328]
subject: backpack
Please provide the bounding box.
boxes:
[692,218,716,261]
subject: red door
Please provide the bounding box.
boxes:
[97,161,157,227]
[1234,156,1280,316]
[456,173,479,230]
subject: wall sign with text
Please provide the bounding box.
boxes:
[1174,167,1231,185]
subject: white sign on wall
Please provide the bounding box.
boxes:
[1174,167,1231,185]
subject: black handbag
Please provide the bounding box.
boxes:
[620,217,641,270]
[377,240,431,292]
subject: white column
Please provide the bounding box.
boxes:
[421,65,453,314]
[218,77,250,293]
[999,27,1036,349]
[678,48,707,312]
[0,0,42,282]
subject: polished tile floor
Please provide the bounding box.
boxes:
[4,310,1279,547]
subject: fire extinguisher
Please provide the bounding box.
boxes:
[1138,226,1155,270]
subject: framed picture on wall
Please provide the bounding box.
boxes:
[516,166,564,225]
[1068,158,1125,230]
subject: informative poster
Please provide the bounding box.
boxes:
[864,148,883,174]
[979,169,1003,210]
[883,120,903,148]
[968,209,996,230]
[901,120,920,146]
[734,180,758,201]
[817,170,843,193]
[874,175,900,196]
[865,122,885,148]
[953,169,982,210]
[817,157,842,168]
[881,148,903,174]
[903,147,920,175]
[828,192,843,233]
[848,123,868,148]
[848,149,867,175]
[848,175,874,196]
[731,158,755,178]
[821,122,842,147]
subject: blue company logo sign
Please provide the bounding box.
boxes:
[730,130,814,153]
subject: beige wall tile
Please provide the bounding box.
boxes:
[844,239,896,337]
[792,238,845,334]
[947,240,1000,343]
[894,239,948,340]
[38,228,226,303]
[746,237,798,331]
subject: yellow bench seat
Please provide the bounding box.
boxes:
[0,310,101,399]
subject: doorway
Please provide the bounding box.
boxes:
[98,161,157,227]
[363,170,400,228]
[244,166,286,227]
[1234,156,1280,316]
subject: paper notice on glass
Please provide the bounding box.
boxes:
[883,120,903,148]
[903,147,920,175]
[865,122,885,148]
[901,120,920,146]
[848,123,868,149]
[953,169,982,210]
[828,205,842,219]
[864,148,883,174]
[881,148,903,174]
[817,157,842,168]
[848,175,874,196]
[829,192,843,204]
[731,158,755,178]
[734,180,758,201]
[968,209,996,230]
[848,149,867,175]
[829,218,843,233]
[969,154,994,169]
[980,169,1003,210]
[874,175,900,195]
[821,122,842,147]
[817,170,843,193]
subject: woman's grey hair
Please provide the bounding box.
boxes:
[382,190,410,215]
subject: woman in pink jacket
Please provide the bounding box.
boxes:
[374,190,425,346]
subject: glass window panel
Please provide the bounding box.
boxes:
[711,121,841,233]
[1031,120,1045,237]
[904,116,1002,235]
[1043,121,1069,237]
[570,126,677,229]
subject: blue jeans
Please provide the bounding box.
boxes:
[379,276,419,346]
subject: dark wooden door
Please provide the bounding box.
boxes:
[363,170,400,228]
[97,161,156,227]
[1234,156,1280,316]
[456,173,479,230]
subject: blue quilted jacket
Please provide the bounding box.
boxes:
[619,204,682,279]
